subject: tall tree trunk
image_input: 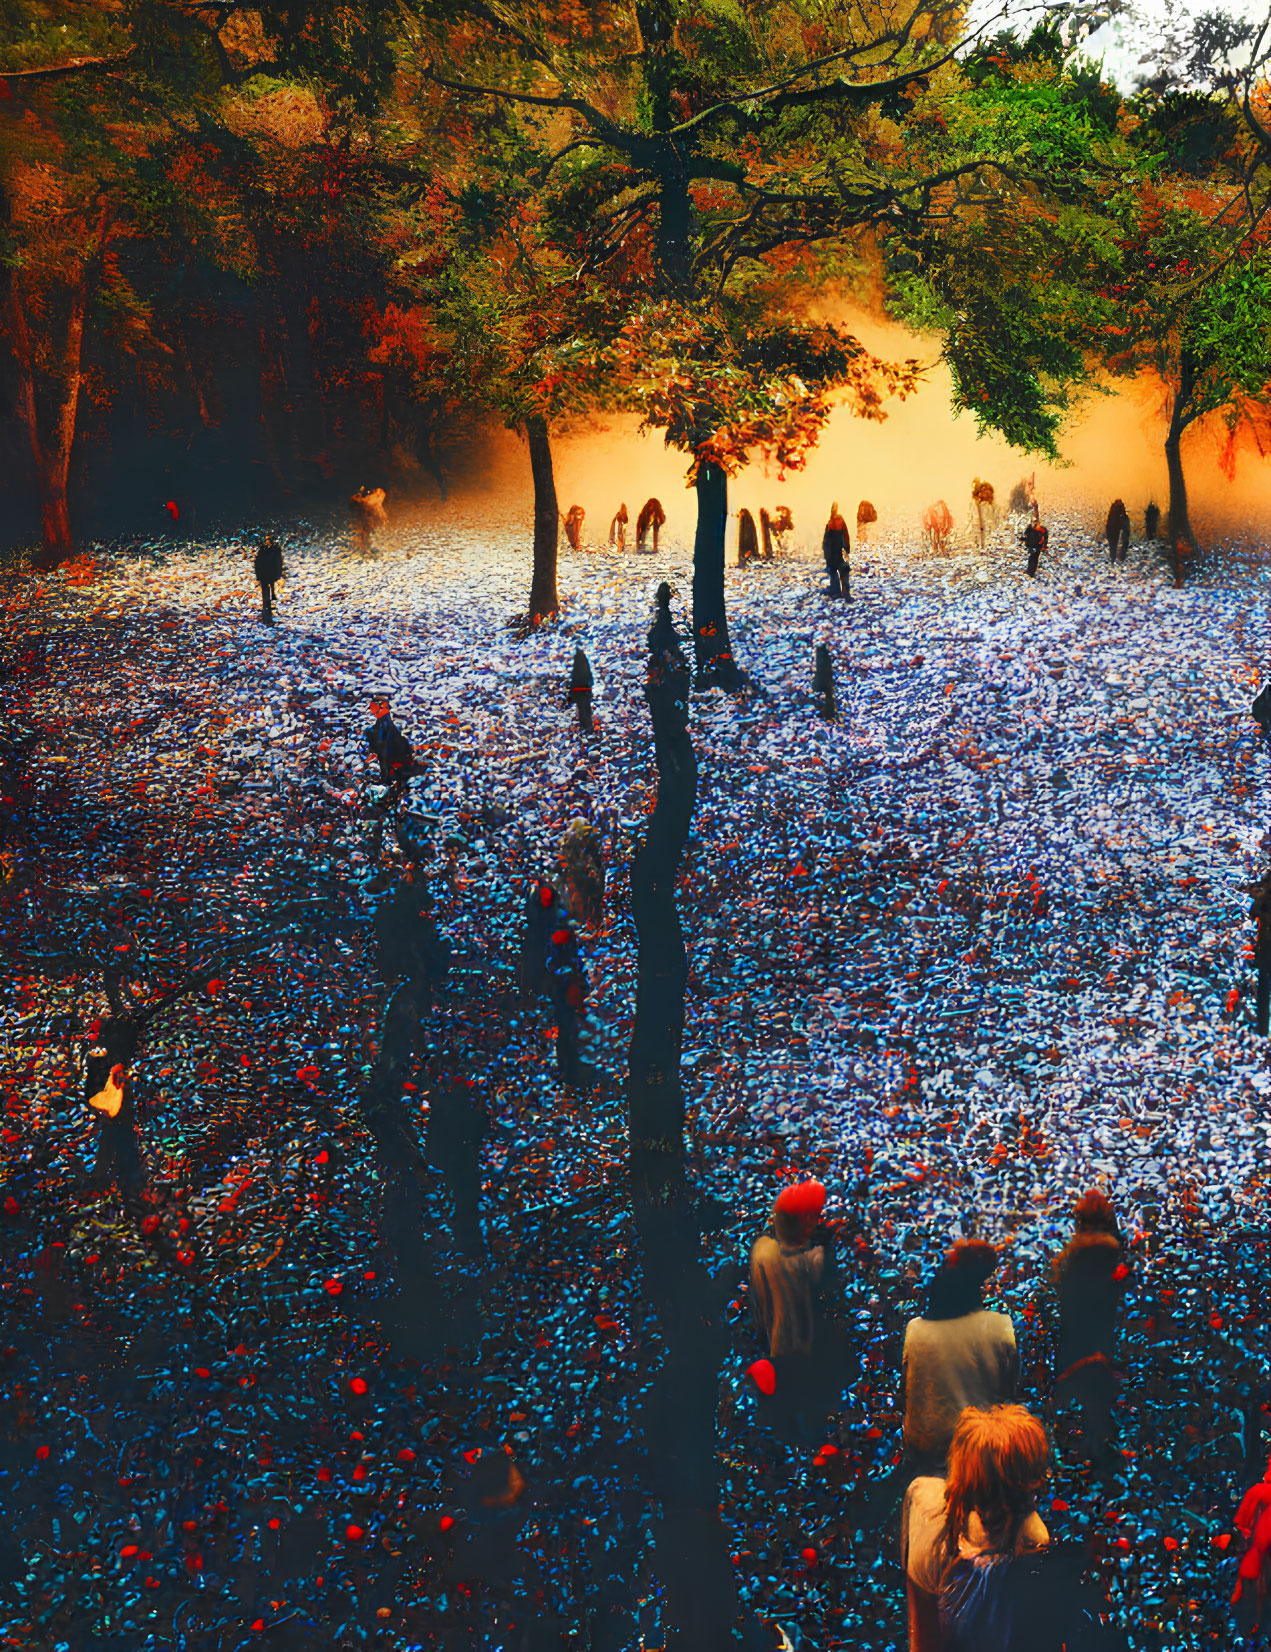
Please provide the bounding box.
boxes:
[691,460,738,688]
[525,414,560,624]
[627,641,697,1151]
[1164,365,1198,589]
[9,259,93,568]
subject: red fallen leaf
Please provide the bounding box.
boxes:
[35,1444,49,1460]
[801,1547,818,1566]
[402,1082,417,1092]
[346,1524,364,1542]
[141,1215,160,1235]
[121,1545,139,1559]
[349,1376,368,1395]
[398,1448,416,1462]
[324,1279,343,1296]
[251,1621,265,1633]
[315,1150,329,1164]
[205,980,225,995]
[937,879,949,895]
[812,1454,826,1468]
[866,1426,883,1439]
[1213,1533,1231,1550]
[1163,1536,1179,1551]
[463,1448,482,1464]
[317,1466,331,1483]
[297,1065,320,1083]
[194,1367,210,1379]
[3,1196,18,1216]
[1226,988,1240,1012]
[139,1550,152,1561]
[84,1254,98,1265]
[1114,1536,1130,1550]
[819,1444,839,1456]
[144,1576,159,1588]
[352,1465,367,1482]
[1210,1313,1224,1331]
[268,1518,281,1530]
[747,1359,776,1397]
[1112,1263,1129,1281]
[363,1271,376,1281]
[440,1515,455,1532]
[1051,1498,1069,1512]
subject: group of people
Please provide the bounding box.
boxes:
[600,499,666,554]
[749,1182,1140,1651]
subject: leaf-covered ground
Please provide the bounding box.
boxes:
[0,511,1267,1650]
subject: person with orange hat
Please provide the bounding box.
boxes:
[749,1179,843,1439]
[517,878,566,1005]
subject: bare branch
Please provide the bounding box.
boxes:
[0,50,135,82]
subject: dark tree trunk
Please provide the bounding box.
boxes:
[691,461,738,689]
[525,415,560,623]
[1164,364,1198,589]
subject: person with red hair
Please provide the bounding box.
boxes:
[902,1404,1123,1652]
[749,1179,843,1440]
[901,1239,1018,1474]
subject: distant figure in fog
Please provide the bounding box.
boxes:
[764,505,794,558]
[1104,500,1130,564]
[253,533,284,623]
[856,499,877,545]
[545,923,589,1087]
[560,815,605,929]
[636,497,666,554]
[1008,474,1036,516]
[813,642,837,720]
[648,580,688,662]
[519,879,565,1005]
[367,695,415,788]
[567,646,594,733]
[923,501,953,554]
[563,504,585,552]
[608,503,628,551]
[1144,501,1160,541]
[972,479,995,550]
[737,508,759,566]
[350,486,387,551]
[822,503,849,598]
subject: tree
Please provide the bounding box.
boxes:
[400,0,1066,684]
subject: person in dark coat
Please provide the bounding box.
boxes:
[1104,500,1130,563]
[1254,870,1271,1036]
[822,504,849,597]
[1144,501,1160,541]
[86,1055,146,1199]
[253,534,284,623]
[736,508,759,566]
[812,642,836,720]
[567,646,595,733]
[648,581,687,660]
[366,696,415,787]
[1051,1191,1125,1465]
[518,879,565,1004]
[545,923,589,1086]
[563,504,585,551]
[1023,518,1048,579]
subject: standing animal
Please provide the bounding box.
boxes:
[608,504,628,551]
[855,500,877,544]
[922,501,953,554]
[971,479,995,549]
[636,497,666,553]
[563,505,585,552]
[350,487,388,551]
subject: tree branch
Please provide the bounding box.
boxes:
[0,50,135,82]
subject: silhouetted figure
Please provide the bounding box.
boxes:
[737,508,759,566]
[647,580,687,659]
[253,534,284,623]
[1144,501,1160,541]
[350,485,387,550]
[903,1239,1018,1474]
[1252,685,1271,745]
[923,500,953,554]
[567,645,594,732]
[545,923,589,1086]
[822,503,849,597]
[1104,500,1130,563]
[375,874,449,999]
[856,499,877,544]
[426,1074,486,1255]
[1254,871,1271,1036]
[637,497,666,553]
[563,504,585,551]
[560,816,604,929]
[764,504,794,557]
[608,503,628,551]
[812,642,836,719]
[86,1060,146,1198]
[444,1442,529,1589]
[518,879,565,1005]
[1052,1191,1125,1465]
[1023,518,1048,579]
[366,695,415,787]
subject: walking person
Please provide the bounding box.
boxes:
[636,497,666,554]
[253,534,284,623]
[1051,1191,1126,1465]
[1144,501,1160,541]
[737,508,759,566]
[518,878,566,1005]
[1023,516,1048,580]
[608,503,628,551]
[86,1058,146,1200]
[902,1239,1018,1474]
[545,922,589,1087]
[822,503,850,598]
[1104,500,1130,564]
[366,695,418,864]
[563,504,586,551]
